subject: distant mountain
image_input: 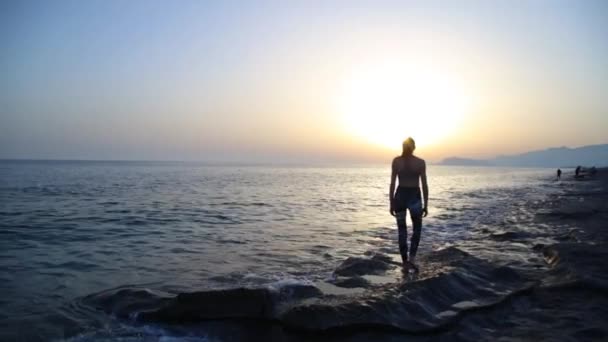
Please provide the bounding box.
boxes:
[440,144,608,167]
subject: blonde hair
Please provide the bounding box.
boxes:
[402,137,416,156]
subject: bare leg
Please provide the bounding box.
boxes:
[396,211,408,264]
[409,211,422,263]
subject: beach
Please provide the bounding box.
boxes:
[4,1,608,340]
[1,163,607,341]
[438,168,608,341]
[82,168,608,341]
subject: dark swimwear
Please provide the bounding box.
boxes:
[393,186,423,264]
[397,167,420,185]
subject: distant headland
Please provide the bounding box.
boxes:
[439,144,608,167]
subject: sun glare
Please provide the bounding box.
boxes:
[336,62,471,150]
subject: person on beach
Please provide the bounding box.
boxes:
[389,137,429,269]
[557,168,562,180]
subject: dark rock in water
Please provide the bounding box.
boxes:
[334,256,396,277]
[542,242,608,292]
[555,229,578,242]
[532,243,545,252]
[329,276,372,288]
[490,231,524,241]
[363,251,392,262]
[364,251,402,266]
[84,284,324,324]
[371,253,395,264]
[81,287,168,318]
[274,283,323,301]
[82,247,536,336]
[425,246,470,264]
[278,255,534,333]
[140,287,274,323]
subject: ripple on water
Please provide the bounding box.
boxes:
[0,163,561,340]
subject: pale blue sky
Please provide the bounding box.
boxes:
[1,0,607,162]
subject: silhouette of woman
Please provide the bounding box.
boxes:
[389,137,429,269]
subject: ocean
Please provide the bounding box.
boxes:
[0,161,565,340]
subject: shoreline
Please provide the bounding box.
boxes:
[73,169,608,341]
[1,168,606,341]
[440,168,608,340]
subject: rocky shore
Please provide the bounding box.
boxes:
[76,169,608,341]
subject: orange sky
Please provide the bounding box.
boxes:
[2,1,607,162]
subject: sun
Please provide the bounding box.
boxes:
[336,62,471,150]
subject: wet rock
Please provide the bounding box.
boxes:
[278,259,534,333]
[81,287,168,318]
[140,287,274,323]
[532,243,545,252]
[83,249,536,336]
[329,276,372,288]
[542,243,608,291]
[334,256,396,277]
[425,247,470,264]
[555,229,578,242]
[490,231,524,241]
[371,253,395,264]
[274,283,323,301]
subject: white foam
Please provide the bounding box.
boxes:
[61,323,213,342]
[267,277,315,291]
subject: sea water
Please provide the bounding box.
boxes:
[0,160,555,340]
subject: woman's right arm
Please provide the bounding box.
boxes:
[389,158,397,216]
[421,161,428,217]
